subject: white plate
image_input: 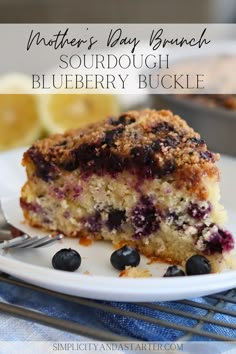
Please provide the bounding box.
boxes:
[0,148,236,302]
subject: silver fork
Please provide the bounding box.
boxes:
[0,229,12,241]
[0,233,64,249]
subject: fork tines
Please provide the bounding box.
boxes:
[0,234,64,249]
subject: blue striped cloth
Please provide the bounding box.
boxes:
[0,279,236,354]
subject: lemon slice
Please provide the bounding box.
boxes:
[39,93,120,134]
[0,73,42,151]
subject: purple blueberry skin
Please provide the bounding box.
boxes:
[20,199,43,213]
[188,202,211,220]
[85,212,102,233]
[67,144,125,177]
[191,137,205,145]
[52,248,81,272]
[204,228,234,255]
[200,150,214,161]
[186,255,211,275]
[28,146,56,182]
[53,187,65,199]
[109,115,136,126]
[110,245,140,270]
[73,186,83,199]
[62,140,176,179]
[102,127,125,146]
[106,209,126,231]
[151,121,175,133]
[130,146,175,179]
[29,118,180,181]
[163,265,185,277]
[131,196,160,238]
[63,211,71,219]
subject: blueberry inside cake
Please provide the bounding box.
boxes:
[20,109,235,272]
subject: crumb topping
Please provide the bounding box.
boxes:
[23,109,219,183]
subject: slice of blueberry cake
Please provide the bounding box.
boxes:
[20,109,235,272]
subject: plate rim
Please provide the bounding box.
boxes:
[1,251,236,302]
[0,147,236,302]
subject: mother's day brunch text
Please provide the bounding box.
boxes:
[25,25,212,93]
[27,27,210,53]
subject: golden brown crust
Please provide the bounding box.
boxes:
[22,109,219,185]
[174,163,219,199]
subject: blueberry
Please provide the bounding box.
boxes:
[102,126,124,146]
[151,121,175,133]
[161,160,176,176]
[162,136,178,148]
[150,140,161,152]
[109,115,135,126]
[131,196,160,238]
[62,144,97,172]
[191,137,205,145]
[52,248,81,272]
[110,245,140,270]
[204,228,234,255]
[85,212,102,233]
[200,150,214,161]
[163,265,185,277]
[130,146,152,164]
[130,146,157,178]
[107,209,126,230]
[130,145,176,178]
[188,202,211,220]
[98,150,124,174]
[28,146,55,182]
[186,255,211,275]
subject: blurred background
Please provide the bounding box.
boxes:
[0,0,236,154]
[1,0,236,23]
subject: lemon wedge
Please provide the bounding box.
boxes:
[39,93,120,134]
[0,73,42,151]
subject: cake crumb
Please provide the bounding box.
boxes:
[119,266,152,278]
